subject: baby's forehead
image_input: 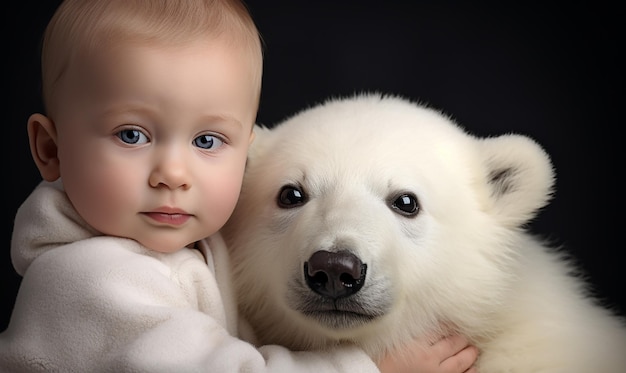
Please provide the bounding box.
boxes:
[52,35,259,112]
[50,39,257,132]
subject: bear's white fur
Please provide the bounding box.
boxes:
[222,93,626,372]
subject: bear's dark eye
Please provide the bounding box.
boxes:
[277,185,307,208]
[390,193,420,217]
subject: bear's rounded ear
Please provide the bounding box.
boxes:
[478,134,555,228]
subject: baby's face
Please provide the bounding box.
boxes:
[51,38,257,253]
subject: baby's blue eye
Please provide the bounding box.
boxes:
[117,129,149,145]
[193,134,224,150]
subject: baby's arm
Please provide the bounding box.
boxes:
[0,238,383,373]
[377,334,479,373]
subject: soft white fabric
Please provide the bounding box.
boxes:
[0,180,379,372]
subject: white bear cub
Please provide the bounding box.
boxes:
[222,93,626,373]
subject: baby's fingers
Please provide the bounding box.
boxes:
[438,341,479,373]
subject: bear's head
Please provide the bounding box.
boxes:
[221,93,554,358]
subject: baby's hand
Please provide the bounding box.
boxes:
[376,334,478,373]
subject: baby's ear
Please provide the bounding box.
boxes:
[248,124,273,160]
[28,113,61,182]
[478,134,555,228]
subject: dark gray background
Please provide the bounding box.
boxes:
[3,1,623,332]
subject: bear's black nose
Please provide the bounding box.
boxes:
[304,250,367,299]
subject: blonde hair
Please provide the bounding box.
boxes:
[41,0,263,117]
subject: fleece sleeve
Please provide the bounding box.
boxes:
[0,237,380,373]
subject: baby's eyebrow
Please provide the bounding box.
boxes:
[197,113,246,131]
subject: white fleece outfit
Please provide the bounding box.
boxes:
[0,180,379,372]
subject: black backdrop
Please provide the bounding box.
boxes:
[3,1,624,332]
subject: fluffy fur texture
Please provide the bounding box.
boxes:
[221,93,626,372]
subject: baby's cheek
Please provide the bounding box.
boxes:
[200,181,242,230]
